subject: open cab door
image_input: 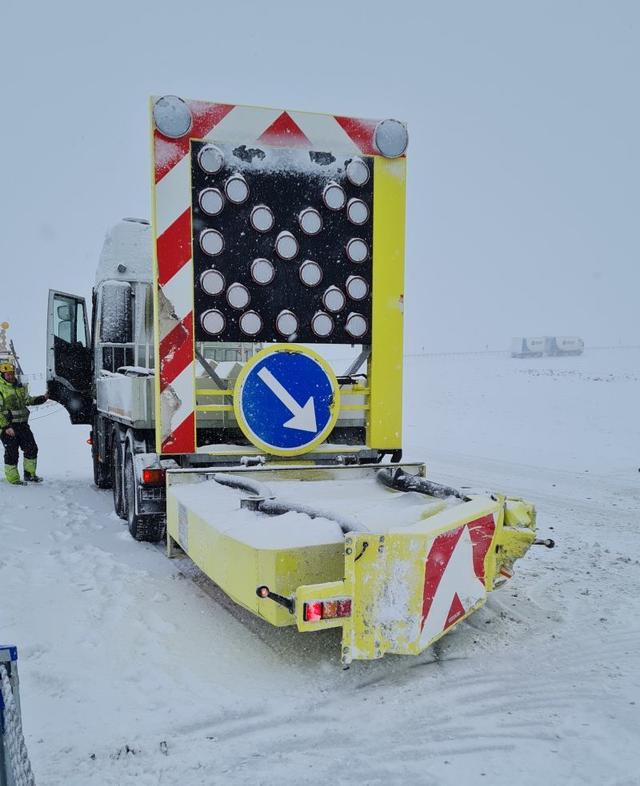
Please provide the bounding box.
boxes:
[47,290,93,424]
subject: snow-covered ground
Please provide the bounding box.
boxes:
[2,349,639,785]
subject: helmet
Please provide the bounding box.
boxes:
[0,361,16,373]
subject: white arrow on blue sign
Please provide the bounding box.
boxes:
[235,348,339,455]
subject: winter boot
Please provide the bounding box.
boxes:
[23,458,42,483]
[5,464,25,485]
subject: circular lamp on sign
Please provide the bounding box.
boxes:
[275,231,299,260]
[198,145,224,175]
[298,207,322,236]
[299,259,322,287]
[345,312,368,339]
[239,310,263,336]
[200,269,225,296]
[197,144,224,174]
[322,286,346,313]
[373,119,408,158]
[346,238,369,263]
[346,158,370,187]
[201,309,225,336]
[311,311,334,338]
[250,204,275,233]
[227,283,251,310]
[153,95,192,139]
[347,198,369,225]
[276,309,299,337]
[225,174,250,204]
[323,181,347,210]
[251,258,275,285]
[200,229,224,256]
[345,275,369,301]
[199,188,225,216]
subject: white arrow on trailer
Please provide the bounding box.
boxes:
[257,367,317,433]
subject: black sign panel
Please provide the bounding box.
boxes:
[191,141,374,344]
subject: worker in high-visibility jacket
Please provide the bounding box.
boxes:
[0,361,48,484]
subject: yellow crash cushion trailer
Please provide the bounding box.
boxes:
[148,96,544,665]
[166,463,536,665]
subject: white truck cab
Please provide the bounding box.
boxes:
[47,218,368,541]
[47,218,269,541]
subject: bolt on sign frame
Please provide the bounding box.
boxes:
[150,96,406,457]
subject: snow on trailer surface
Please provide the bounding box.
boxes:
[169,474,456,549]
[3,349,640,785]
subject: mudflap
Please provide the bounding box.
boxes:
[296,495,536,664]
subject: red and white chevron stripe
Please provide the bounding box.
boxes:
[419,513,496,647]
[152,97,383,455]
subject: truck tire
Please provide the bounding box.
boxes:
[125,451,164,543]
[92,425,111,489]
[111,436,126,520]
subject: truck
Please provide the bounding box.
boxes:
[510,335,584,358]
[543,335,584,356]
[510,336,545,358]
[46,95,543,664]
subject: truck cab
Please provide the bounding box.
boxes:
[47,219,370,542]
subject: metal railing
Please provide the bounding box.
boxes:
[0,647,35,786]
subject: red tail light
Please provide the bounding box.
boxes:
[304,602,323,622]
[303,599,352,622]
[322,600,338,619]
[142,468,166,485]
[337,599,352,617]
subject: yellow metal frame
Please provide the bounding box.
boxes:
[150,100,198,455]
[151,97,407,458]
[367,156,406,450]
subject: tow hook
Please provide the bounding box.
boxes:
[256,585,295,613]
[533,538,555,548]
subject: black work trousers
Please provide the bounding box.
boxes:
[1,422,38,466]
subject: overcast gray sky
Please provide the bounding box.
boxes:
[1,0,638,370]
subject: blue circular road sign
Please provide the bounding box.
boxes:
[233,345,340,456]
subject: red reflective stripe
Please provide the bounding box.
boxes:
[334,116,378,156]
[337,599,351,617]
[444,592,466,629]
[161,411,195,454]
[467,514,496,582]
[154,101,234,183]
[156,209,192,286]
[159,314,193,392]
[420,526,464,629]
[257,111,311,148]
[420,515,496,635]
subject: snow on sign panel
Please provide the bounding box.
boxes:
[233,345,340,456]
[151,95,406,455]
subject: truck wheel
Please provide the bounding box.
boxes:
[125,451,164,543]
[92,427,111,489]
[111,436,126,520]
